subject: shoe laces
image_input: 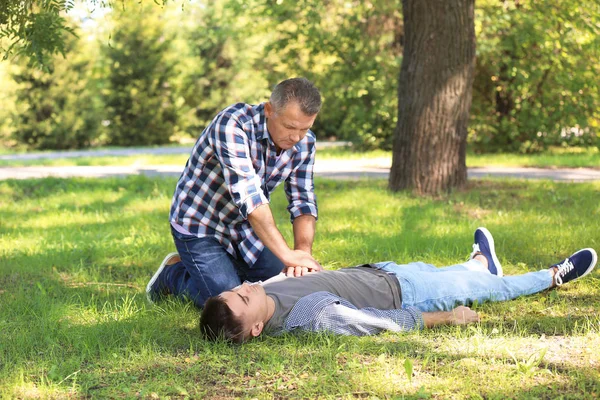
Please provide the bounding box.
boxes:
[554,258,574,286]
[469,243,481,260]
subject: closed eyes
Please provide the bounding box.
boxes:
[237,293,249,305]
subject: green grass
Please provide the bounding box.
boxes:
[1,176,600,398]
[468,146,600,169]
[1,145,599,169]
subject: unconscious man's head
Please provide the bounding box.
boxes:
[199,283,270,343]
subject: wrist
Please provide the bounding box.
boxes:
[423,311,453,328]
[280,249,297,266]
[294,245,312,254]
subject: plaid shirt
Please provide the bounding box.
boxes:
[278,291,424,336]
[170,103,318,266]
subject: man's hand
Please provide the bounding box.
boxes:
[247,205,320,277]
[422,306,479,328]
[283,250,322,277]
[450,306,480,325]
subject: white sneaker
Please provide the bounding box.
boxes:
[146,252,181,304]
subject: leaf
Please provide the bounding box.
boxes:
[404,358,414,383]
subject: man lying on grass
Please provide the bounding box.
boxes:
[149,228,597,343]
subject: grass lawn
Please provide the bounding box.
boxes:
[1,176,600,398]
[1,146,599,169]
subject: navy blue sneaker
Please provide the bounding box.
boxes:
[469,227,503,276]
[552,248,597,286]
[146,252,180,304]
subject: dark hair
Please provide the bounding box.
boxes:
[270,77,322,116]
[199,295,247,343]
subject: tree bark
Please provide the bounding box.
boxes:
[389,0,476,194]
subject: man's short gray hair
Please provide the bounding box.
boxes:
[270,77,322,116]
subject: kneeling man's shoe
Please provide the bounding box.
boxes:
[470,227,503,276]
[552,248,597,286]
[146,252,181,304]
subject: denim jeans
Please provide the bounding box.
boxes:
[162,226,285,308]
[375,259,553,312]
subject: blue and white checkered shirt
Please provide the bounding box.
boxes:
[170,103,318,266]
[279,291,424,336]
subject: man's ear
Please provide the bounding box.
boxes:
[250,321,264,338]
[265,102,272,118]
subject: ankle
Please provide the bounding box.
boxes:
[473,253,488,268]
[549,266,558,288]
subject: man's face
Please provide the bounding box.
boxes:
[219,282,269,338]
[265,101,317,151]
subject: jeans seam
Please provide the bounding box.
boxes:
[411,280,550,308]
[183,239,213,297]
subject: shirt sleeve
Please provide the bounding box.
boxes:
[283,292,424,336]
[285,135,318,223]
[208,113,269,219]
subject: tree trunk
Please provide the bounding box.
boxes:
[389,0,476,194]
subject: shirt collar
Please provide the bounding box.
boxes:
[254,103,270,143]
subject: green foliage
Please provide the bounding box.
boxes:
[472,0,600,153]
[102,3,178,146]
[237,0,402,149]
[0,62,18,149]
[0,0,77,68]
[10,33,102,150]
[1,0,599,152]
[177,5,235,132]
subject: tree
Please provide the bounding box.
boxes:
[242,0,403,149]
[0,0,77,67]
[10,32,102,150]
[175,0,268,136]
[102,3,178,146]
[389,0,476,194]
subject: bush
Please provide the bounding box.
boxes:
[470,0,600,153]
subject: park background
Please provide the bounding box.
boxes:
[1,0,599,154]
[1,0,600,399]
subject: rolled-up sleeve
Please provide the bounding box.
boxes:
[285,142,318,223]
[209,114,269,219]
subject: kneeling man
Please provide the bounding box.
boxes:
[196,228,597,343]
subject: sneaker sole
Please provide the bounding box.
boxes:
[575,248,598,280]
[477,227,503,277]
[146,252,180,304]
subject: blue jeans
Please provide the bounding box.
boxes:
[162,227,285,308]
[375,260,553,312]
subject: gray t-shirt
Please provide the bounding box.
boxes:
[264,265,402,332]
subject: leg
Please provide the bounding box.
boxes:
[240,246,285,282]
[375,259,486,273]
[395,267,553,312]
[164,229,244,308]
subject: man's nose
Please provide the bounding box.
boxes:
[240,283,251,292]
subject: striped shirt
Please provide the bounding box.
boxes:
[281,291,424,336]
[170,103,318,266]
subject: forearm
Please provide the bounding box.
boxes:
[248,204,321,274]
[247,204,292,262]
[422,311,454,328]
[293,215,316,253]
[422,306,479,328]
